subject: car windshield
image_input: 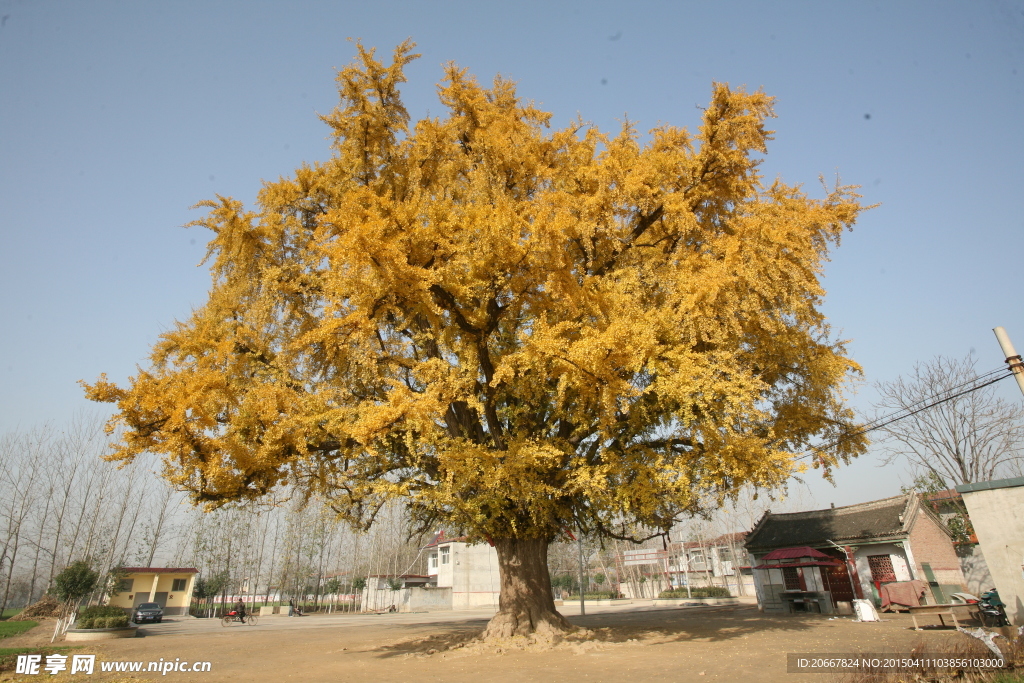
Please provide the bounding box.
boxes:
[137,603,160,610]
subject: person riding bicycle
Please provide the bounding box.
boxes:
[234,598,247,624]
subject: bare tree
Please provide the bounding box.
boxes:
[0,429,43,615]
[872,353,1024,486]
[45,420,95,585]
[138,472,180,568]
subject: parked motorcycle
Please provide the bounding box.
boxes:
[950,589,1008,626]
[949,592,980,605]
[978,589,1009,627]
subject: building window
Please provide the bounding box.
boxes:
[429,553,438,569]
[118,578,134,593]
[782,567,802,591]
[867,555,897,584]
[440,546,450,565]
[689,551,706,568]
[172,578,188,591]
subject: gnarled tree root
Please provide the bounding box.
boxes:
[483,605,575,641]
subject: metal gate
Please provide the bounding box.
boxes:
[819,549,856,605]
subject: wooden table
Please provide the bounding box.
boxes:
[907,604,960,630]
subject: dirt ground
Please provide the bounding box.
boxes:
[0,604,996,683]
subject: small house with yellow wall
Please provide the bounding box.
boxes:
[105,567,198,616]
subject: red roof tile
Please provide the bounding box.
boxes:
[761,546,832,561]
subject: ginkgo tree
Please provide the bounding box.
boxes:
[85,41,868,638]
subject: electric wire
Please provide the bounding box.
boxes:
[796,369,1015,462]
[848,365,1008,437]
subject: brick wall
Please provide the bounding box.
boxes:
[907,504,966,590]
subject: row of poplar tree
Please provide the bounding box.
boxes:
[0,414,431,615]
[2,413,759,616]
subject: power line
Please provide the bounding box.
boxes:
[852,365,1008,436]
[797,370,1015,462]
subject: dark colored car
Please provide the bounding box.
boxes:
[132,602,163,623]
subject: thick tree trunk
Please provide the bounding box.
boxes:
[483,537,573,639]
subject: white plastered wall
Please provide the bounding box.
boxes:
[960,485,1024,626]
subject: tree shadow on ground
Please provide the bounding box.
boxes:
[366,616,491,658]
[369,606,826,659]
[570,605,828,645]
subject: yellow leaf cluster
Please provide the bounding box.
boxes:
[84,41,868,539]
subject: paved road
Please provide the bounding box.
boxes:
[137,609,494,637]
[92,602,938,683]
[135,601,748,638]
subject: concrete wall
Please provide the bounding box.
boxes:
[361,586,399,612]
[620,576,670,599]
[404,587,452,612]
[450,543,500,609]
[959,482,1024,626]
[360,586,455,612]
[435,545,454,589]
[432,542,501,610]
[669,570,755,596]
[957,544,995,595]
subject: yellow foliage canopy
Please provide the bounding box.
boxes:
[85,41,868,543]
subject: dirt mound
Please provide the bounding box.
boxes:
[11,595,65,619]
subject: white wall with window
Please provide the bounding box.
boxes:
[428,552,439,575]
[430,541,500,609]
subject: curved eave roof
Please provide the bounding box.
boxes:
[745,495,917,551]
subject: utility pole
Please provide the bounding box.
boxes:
[993,327,1024,398]
[577,526,586,616]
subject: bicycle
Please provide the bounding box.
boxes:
[221,611,258,626]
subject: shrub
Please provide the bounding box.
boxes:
[50,561,99,605]
[658,586,731,599]
[563,592,621,600]
[106,615,128,628]
[75,614,129,629]
[585,591,620,600]
[78,606,126,620]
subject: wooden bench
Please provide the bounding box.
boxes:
[908,604,960,630]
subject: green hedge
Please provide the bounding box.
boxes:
[658,586,731,599]
[563,592,621,600]
[77,606,127,620]
[75,610,131,630]
[75,607,130,629]
[75,615,129,630]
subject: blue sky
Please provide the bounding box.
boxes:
[2,0,1022,509]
